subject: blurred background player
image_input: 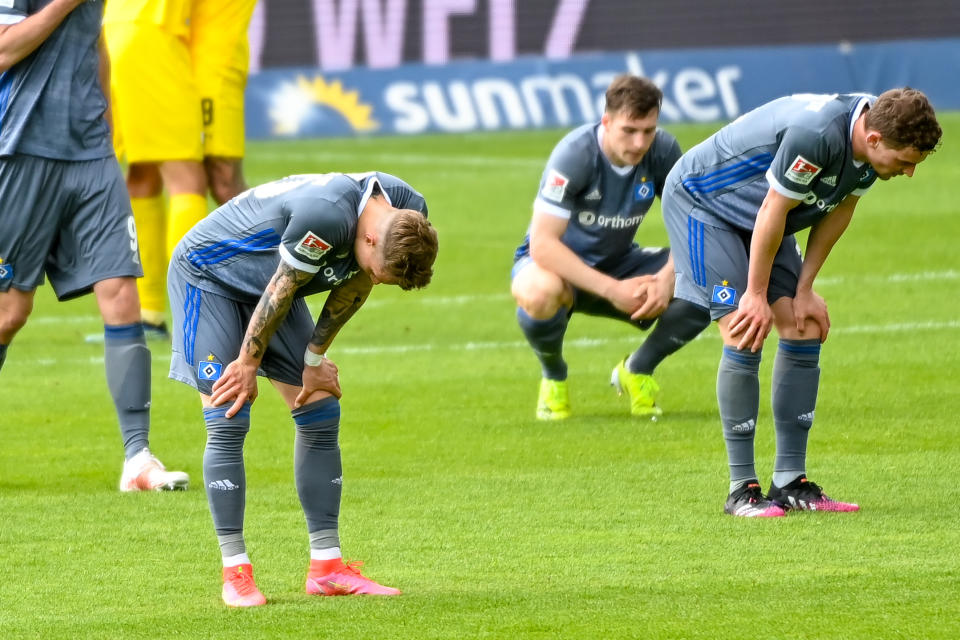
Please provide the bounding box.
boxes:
[511,74,709,420]
[103,0,209,338]
[661,90,942,517]
[167,172,437,606]
[190,0,257,205]
[0,0,188,491]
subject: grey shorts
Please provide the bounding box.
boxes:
[167,266,315,395]
[512,244,670,323]
[0,154,141,300]
[663,183,802,321]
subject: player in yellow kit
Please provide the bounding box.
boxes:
[103,0,208,336]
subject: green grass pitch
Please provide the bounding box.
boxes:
[1,116,958,639]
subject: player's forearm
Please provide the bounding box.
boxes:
[797,202,855,291]
[309,272,373,353]
[240,262,312,364]
[0,0,84,72]
[531,237,617,299]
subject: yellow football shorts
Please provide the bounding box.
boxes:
[190,0,257,158]
[104,22,203,163]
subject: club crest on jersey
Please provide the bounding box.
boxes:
[541,169,569,203]
[634,181,654,201]
[0,259,12,282]
[712,281,738,306]
[294,231,333,261]
[198,354,223,381]
[785,155,822,186]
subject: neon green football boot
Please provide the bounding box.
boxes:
[610,359,662,418]
[536,378,571,420]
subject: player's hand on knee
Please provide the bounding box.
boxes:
[609,276,653,315]
[295,357,342,408]
[728,291,773,352]
[210,361,259,418]
[793,289,830,342]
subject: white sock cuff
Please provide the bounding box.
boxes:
[310,547,341,561]
[223,552,252,567]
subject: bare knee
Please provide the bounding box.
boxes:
[512,278,570,319]
[160,160,207,196]
[0,290,34,342]
[204,157,247,205]
[127,163,163,198]
[94,277,142,325]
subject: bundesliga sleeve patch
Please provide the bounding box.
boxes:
[784,155,822,186]
[294,231,333,261]
[540,169,569,203]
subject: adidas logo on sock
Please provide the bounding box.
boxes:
[731,419,756,433]
[331,476,343,485]
[797,411,815,424]
[208,479,240,491]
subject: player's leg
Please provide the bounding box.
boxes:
[581,246,711,417]
[263,302,399,595]
[160,160,208,261]
[167,274,264,605]
[765,252,858,512]
[107,21,207,330]
[685,219,783,517]
[511,255,574,420]
[125,162,169,334]
[54,157,188,489]
[0,155,61,370]
[0,288,35,371]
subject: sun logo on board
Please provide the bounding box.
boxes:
[269,75,379,135]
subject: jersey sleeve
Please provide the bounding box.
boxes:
[533,140,591,220]
[0,0,28,24]
[278,197,352,274]
[851,166,878,196]
[651,129,682,198]
[765,127,834,200]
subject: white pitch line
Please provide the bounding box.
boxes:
[28,269,960,326]
[26,319,960,367]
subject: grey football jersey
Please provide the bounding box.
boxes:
[515,123,681,268]
[673,93,878,235]
[172,172,428,302]
[0,0,112,160]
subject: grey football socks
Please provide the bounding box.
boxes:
[103,324,151,459]
[293,397,343,551]
[627,299,710,374]
[203,404,251,557]
[717,345,762,491]
[771,339,821,488]
[516,307,569,380]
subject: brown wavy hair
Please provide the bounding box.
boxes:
[382,210,438,290]
[605,74,663,119]
[866,88,942,153]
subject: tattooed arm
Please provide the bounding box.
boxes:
[309,270,374,353]
[210,261,313,417]
[293,270,374,408]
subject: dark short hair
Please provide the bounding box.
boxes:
[382,210,438,290]
[866,88,942,153]
[604,74,663,120]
